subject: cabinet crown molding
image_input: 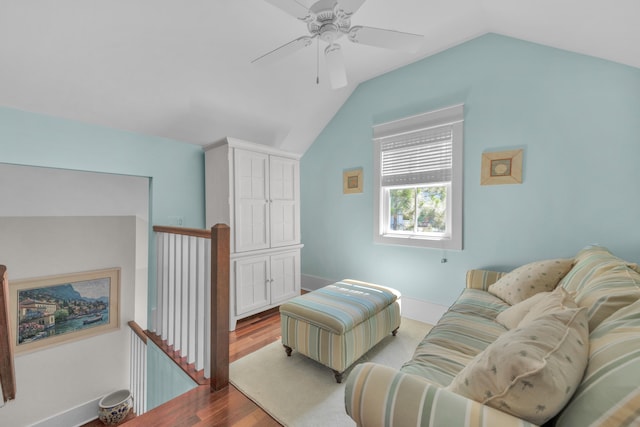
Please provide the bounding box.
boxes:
[204,137,302,160]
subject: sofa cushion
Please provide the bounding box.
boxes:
[555,298,640,426]
[496,287,577,329]
[557,246,640,330]
[559,245,640,292]
[449,288,511,321]
[573,267,640,330]
[400,289,508,386]
[447,307,589,425]
[488,258,574,305]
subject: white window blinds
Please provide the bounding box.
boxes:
[378,126,452,186]
[373,104,463,188]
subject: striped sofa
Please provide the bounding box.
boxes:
[345,246,640,427]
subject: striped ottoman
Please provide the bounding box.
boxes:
[279,279,401,383]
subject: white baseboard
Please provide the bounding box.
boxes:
[301,274,448,325]
[401,297,448,325]
[30,397,100,427]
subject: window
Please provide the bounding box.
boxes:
[373,104,463,250]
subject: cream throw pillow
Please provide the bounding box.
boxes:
[496,291,550,329]
[519,287,577,327]
[447,307,589,425]
[488,258,574,305]
[496,286,578,329]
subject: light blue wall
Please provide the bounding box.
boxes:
[0,107,205,228]
[300,33,640,307]
[147,341,198,410]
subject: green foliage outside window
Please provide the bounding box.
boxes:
[389,186,447,233]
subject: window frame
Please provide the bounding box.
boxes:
[373,104,464,250]
[383,182,452,237]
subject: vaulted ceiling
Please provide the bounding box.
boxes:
[1,0,638,155]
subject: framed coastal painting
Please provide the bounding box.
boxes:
[10,268,120,354]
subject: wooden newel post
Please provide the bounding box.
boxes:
[210,224,230,392]
[0,265,17,402]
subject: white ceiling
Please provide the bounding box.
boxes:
[1,0,638,155]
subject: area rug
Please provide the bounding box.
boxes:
[229,317,432,427]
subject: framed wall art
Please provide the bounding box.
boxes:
[10,268,120,354]
[481,149,523,185]
[343,168,363,194]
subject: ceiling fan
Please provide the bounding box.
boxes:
[252,0,424,89]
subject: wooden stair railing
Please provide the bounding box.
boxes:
[209,224,230,391]
[0,265,17,404]
[150,224,230,392]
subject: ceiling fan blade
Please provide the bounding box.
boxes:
[252,36,314,65]
[348,26,423,53]
[338,0,367,15]
[263,0,311,21]
[325,44,348,89]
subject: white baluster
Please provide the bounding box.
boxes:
[204,238,211,379]
[154,229,215,381]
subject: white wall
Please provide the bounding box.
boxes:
[0,217,138,426]
[0,164,149,426]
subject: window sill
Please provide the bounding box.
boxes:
[375,233,461,250]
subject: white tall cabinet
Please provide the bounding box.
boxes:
[205,137,302,330]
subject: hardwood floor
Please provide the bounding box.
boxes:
[84,308,283,427]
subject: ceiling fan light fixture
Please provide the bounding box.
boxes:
[325,43,348,89]
[318,23,341,43]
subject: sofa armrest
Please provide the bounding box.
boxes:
[345,363,538,427]
[466,269,507,290]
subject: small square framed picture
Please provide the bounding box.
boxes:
[481,149,523,185]
[343,168,363,194]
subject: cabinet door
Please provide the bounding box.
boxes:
[234,255,270,316]
[270,250,300,305]
[234,149,270,252]
[269,156,299,248]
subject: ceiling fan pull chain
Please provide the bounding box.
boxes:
[316,37,320,85]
